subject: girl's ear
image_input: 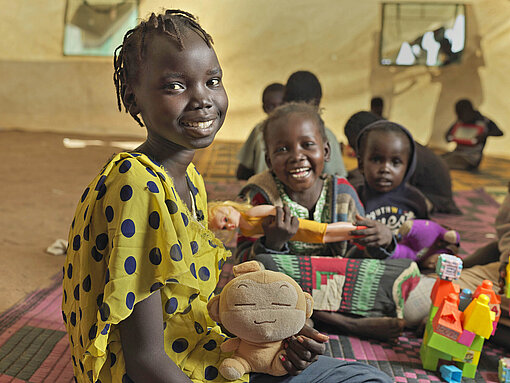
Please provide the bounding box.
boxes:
[323,141,331,162]
[123,85,141,116]
[265,152,272,170]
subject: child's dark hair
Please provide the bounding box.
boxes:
[283,71,322,106]
[357,121,412,157]
[262,83,285,101]
[344,111,382,151]
[262,102,327,145]
[370,97,384,109]
[113,10,212,127]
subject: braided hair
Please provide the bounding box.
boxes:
[113,10,213,126]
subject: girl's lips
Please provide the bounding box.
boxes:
[288,167,311,179]
[180,118,217,138]
[181,119,215,129]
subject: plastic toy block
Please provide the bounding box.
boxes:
[457,329,475,347]
[462,294,494,339]
[458,288,472,311]
[420,340,452,370]
[499,357,510,382]
[432,293,462,340]
[425,326,468,359]
[453,349,481,366]
[457,360,478,379]
[436,254,463,281]
[506,263,510,298]
[431,278,460,307]
[473,279,501,305]
[469,334,485,352]
[440,365,462,383]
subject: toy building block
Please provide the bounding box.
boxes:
[506,263,510,298]
[499,357,510,382]
[458,288,472,311]
[440,365,462,383]
[462,294,494,339]
[431,278,460,307]
[432,293,463,341]
[457,329,475,347]
[436,254,463,281]
[473,279,501,305]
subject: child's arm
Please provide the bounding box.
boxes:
[119,290,193,383]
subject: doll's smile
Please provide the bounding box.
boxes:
[254,319,276,324]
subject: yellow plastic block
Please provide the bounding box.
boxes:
[462,294,493,339]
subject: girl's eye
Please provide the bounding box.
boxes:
[165,83,184,91]
[304,141,316,148]
[208,78,221,87]
[275,146,288,153]
[223,217,228,223]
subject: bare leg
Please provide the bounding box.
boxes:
[312,311,405,343]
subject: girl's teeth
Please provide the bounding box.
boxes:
[289,168,310,178]
[182,120,214,129]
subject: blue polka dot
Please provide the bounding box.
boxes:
[146,167,156,177]
[203,339,217,351]
[74,284,80,300]
[82,275,91,292]
[148,211,160,229]
[166,200,178,214]
[97,293,104,307]
[91,246,103,262]
[170,243,182,261]
[194,321,204,334]
[120,185,133,201]
[190,263,197,278]
[198,267,210,281]
[121,219,135,237]
[70,311,77,326]
[147,181,159,193]
[126,292,135,310]
[130,153,141,157]
[119,160,131,173]
[124,256,136,275]
[73,235,81,251]
[190,241,198,254]
[64,289,67,303]
[88,324,97,340]
[166,278,179,284]
[157,172,166,181]
[165,297,178,314]
[189,293,199,304]
[83,206,89,220]
[101,324,110,335]
[83,225,89,241]
[95,175,106,190]
[105,269,110,283]
[96,233,108,251]
[105,206,114,222]
[182,305,191,315]
[172,338,189,353]
[204,366,219,380]
[96,184,107,200]
[181,212,189,226]
[149,247,162,265]
[81,187,90,202]
[110,353,117,367]
[67,263,73,278]
[218,259,224,270]
[208,240,217,248]
[150,282,163,292]
[62,311,67,324]
[100,303,110,321]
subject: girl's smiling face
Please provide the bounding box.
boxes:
[128,30,228,150]
[265,113,330,197]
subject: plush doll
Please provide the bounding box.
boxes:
[395,219,460,268]
[207,260,313,380]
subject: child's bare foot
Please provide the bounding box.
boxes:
[312,311,405,343]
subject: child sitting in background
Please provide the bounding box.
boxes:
[354,120,429,230]
[236,83,285,180]
[235,102,421,343]
[345,111,461,215]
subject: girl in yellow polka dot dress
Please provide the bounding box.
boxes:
[62,9,392,383]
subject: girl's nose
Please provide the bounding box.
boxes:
[189,86,213,110]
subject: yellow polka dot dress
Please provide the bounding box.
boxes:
[62,153,248,383]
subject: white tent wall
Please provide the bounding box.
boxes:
[0,0,509,156]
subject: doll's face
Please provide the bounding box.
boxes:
[210,206,241,231]
[220,274,308,342]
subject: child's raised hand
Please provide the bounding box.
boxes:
[261,205,299,251]
[351,214,393,248]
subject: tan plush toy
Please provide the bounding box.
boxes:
[207,261,314,380]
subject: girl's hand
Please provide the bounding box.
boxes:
[499,261,508,295]
[351,214,393,248]
[262,206,299,251]
[281,325,329,375]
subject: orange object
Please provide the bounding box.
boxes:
[432,293,463,341]
[430,278,460,307]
